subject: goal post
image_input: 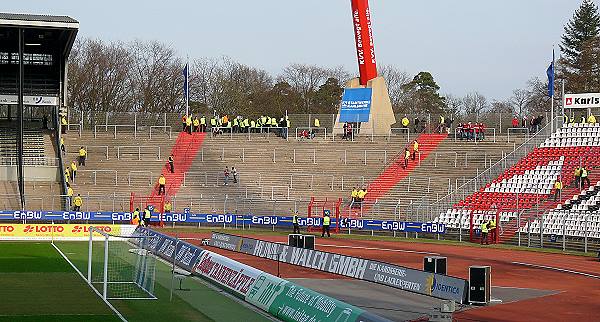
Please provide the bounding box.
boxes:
[88,226,158,300]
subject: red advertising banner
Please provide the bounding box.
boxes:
[351,0,378,85]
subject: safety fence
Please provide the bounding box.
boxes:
[66,110,544,140]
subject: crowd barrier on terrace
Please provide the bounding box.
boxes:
[0,210,445,234]
[209,232,468,303]
[134,227,390,322]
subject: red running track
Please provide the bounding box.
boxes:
[166,231,600,322]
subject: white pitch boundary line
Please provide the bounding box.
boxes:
[511,261,600,279]
[316,244,440,255]
[51,242,127,322]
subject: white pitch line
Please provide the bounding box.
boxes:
[316,244,440,255]
[511,261,600,279]
[51,242,127,322]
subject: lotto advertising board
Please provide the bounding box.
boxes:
[1,210,445,235]
[210,232,468,303]
[0,223,130,240]
[134,228,390,322]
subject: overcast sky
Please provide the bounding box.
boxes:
[3,0,593,100]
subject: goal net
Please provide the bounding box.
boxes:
[87,226,157,300]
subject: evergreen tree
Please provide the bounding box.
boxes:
[401,72,446,114]
[559,0,600,92]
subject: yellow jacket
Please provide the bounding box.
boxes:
[71,162,77,172]
[73,196,83,207]
[158,176,166,185]
[79,149,86,157]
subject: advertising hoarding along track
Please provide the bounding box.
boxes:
[209,232,468,304]
[1,210,445,234]
[133,227,391,322]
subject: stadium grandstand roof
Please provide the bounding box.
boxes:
[0,12,79,29]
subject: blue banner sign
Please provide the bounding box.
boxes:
[0,210,444,234]
[339,88,372,123]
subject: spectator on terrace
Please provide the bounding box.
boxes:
[181,115,187,131]
[573,167,581,188]
[73,194,83,212]
[223,166,230,186]
[78,147,87,166]
[61,116,67,134]
[164,201,172,214]
[312,118,320,138]
[70,160,77,183]
[292,211,300,234]
[581,167,590,189]
[200,116,207,132]
[132,208,140,226]
[480,221,489,245]
[404,148,410,168]
[438,115,445,134]
[358,187,367,203]
[446,118,454,135]
[60,137,66,156]
[488,219,496,243]
[193,117,200,132]
[412,140,419,161]
[143,206,151,226]
[299,129,310,140]
[414,118,420,133]
[158,174,166,195]
[521,116,527,128]
[351,187,358,204]
[580,114,587,124]
[66,183,73,207]
[185,115,192,134]
[64,168,70,184]
[553,178,563,201]
[321,212,331,238]
[232,167,238,184]
[512,116,519,128]
[588,114,597,124]
[401,116,410,129]
[168,154,174,173]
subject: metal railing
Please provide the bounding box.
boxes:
[0,156,59,167]
[78,169,118,186]
[149,126,172,140]
[116,146,161,161]
[94,124,138,139]
[507,127,531,142]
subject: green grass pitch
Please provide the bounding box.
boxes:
[0,241,270,322]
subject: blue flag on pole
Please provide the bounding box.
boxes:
[546,51,554,97]
[183,63,189,102]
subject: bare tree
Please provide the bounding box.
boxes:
[68,39,134,112]
[129,40,183,113]
[379,64,412,112]
[509,88,530,117]
[278,63,329,113]
[461,92,489,118]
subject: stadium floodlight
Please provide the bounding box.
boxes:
[87,226,158,300]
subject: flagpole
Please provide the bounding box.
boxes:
[186,57,190,117]
[561,79,565,124]
[550,49,555,132]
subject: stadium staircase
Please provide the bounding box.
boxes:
[342,133,447,218]
[147,132,206,198]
